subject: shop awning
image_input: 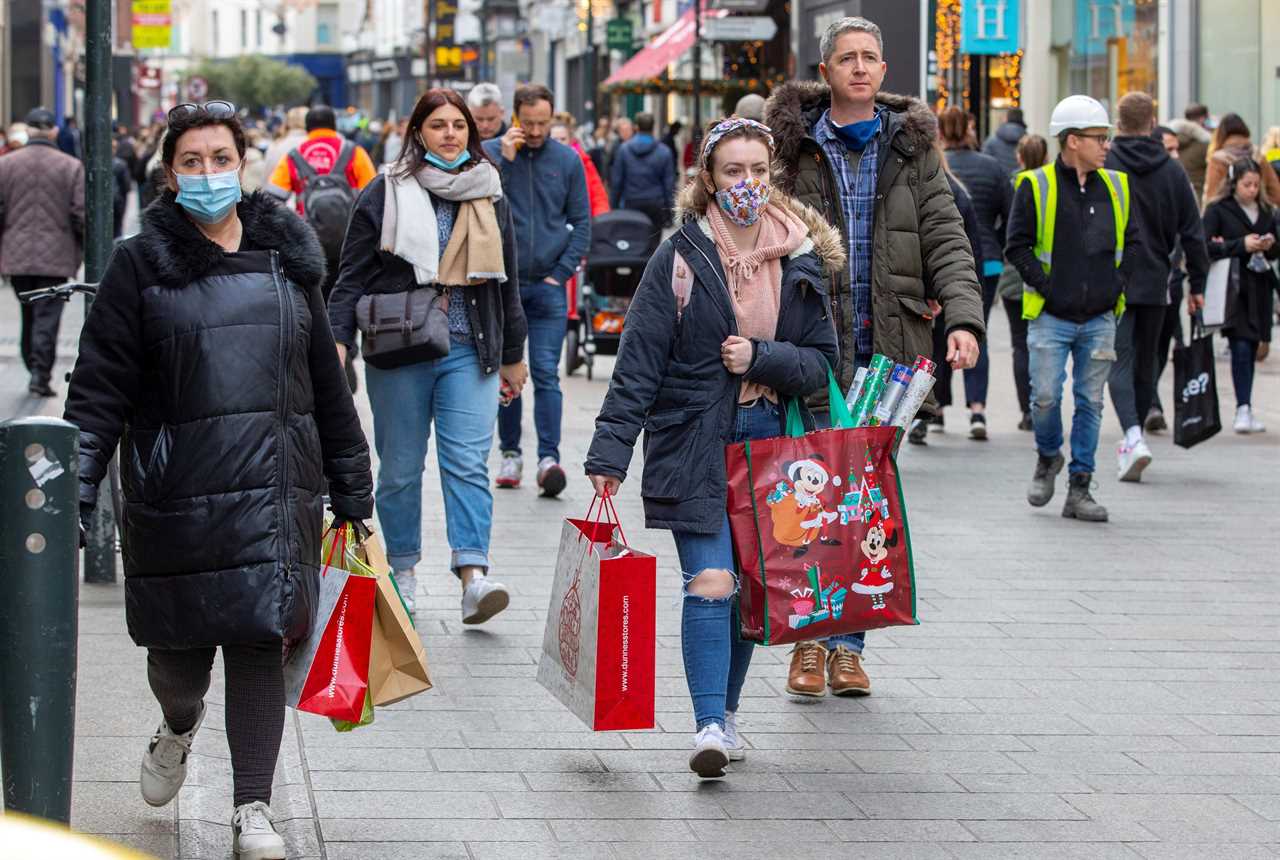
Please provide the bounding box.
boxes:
[602,6,728,87]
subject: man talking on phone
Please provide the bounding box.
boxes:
[483,84,592,496]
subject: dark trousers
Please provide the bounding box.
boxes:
[932,275,997,409]
[9,275,66,384]
[1002,297,1031,415]
[1228,337,1258,407]
[1151,300,1185,414]
[146,640,285,807]
[1108,304,1165,432]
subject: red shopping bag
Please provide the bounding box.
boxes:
[537,492,656,730]
[283,524,378,722]
[726,372,918,646]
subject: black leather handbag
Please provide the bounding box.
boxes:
[355,286,450,369]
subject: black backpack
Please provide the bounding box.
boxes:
[289,141,357,260]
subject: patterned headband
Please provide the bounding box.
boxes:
[701,117,775,166]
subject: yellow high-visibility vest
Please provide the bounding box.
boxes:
[1014,165,1130,320]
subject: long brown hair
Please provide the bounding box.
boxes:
[938,107,971,150]
[393,88,493,179]
[1212,113,1251,153]
[1017,134,1049,170]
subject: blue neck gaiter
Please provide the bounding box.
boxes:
[830,113,882,152]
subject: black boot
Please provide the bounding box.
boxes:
[1026,453,1064,507]
[1062,472,1108,522]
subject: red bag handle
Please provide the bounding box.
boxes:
[320,522,348,578]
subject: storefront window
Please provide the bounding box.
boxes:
[1068,0,1158,110]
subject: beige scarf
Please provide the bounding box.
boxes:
[380,161,506,286]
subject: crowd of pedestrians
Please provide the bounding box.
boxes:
[0,10,1269,855]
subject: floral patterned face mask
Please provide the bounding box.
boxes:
[714,176,771,227]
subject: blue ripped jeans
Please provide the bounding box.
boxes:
[671,400,781,732]
[1028,311,1117,476]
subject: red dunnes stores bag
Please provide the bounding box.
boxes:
[284,524,379,722]
[537,493,657,730]
[726,375,918,646]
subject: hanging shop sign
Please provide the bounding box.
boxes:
[961,0,1021,55]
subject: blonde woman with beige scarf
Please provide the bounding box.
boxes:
[329,88,528,625]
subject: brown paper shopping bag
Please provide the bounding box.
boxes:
[349,528,433,706]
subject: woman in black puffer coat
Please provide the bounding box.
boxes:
[64,104,372,859]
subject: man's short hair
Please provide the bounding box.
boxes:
[1185,103,1209,122]
[305,106,336,132]
[513,84,553,114]
[635,112,655,133]
[467,83,503,110]
[820,16,883,66]
[1007,108,1025,126]
[1116,92,1155,135]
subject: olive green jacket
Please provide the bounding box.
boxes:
[765,82,984,403]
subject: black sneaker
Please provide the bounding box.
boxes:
[28,377,56,398]
[969,412,988,440]
[907,418,929,445]
[927,414,945,433]
[1144,408,1167,434]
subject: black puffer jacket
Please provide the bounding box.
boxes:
[945,148,1011,266]
[64,192,374,649]
[328,173,527,375]
[585,191,844,534]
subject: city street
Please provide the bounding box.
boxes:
[5,282,1278,859]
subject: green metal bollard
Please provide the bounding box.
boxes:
[0,417,81,823]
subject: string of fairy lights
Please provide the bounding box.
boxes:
[933,0,1021,113]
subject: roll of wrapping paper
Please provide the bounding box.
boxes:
[889,358,938,428]
[844,366,869,412]
[806,564,822,597]
[872,363,915,425]
[850,354,894,427]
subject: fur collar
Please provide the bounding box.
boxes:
[137,191,326,288]
[764,81,938,185]
[672,185,847,275]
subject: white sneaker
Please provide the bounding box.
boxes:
[495,452,522,488]
[1116,438,1153,482]
[1235,405,1266,434]
[139,702,205,807]
[536,456,567,498]
[689,724,730,778]
[232,801,286,860]
[723,711,746,762]
[461,575,510,625]
[394,570,417,615]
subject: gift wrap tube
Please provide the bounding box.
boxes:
[844,366,869,412]
[850,355,894,427]
[889,357,938,428]
[872,363,915,425]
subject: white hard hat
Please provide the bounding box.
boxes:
[1049,95,1113,136]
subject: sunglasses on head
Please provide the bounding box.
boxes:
[168,101,237,123]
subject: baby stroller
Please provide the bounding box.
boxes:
[565,209,657,380]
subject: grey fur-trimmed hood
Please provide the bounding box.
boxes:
[764,81,938,180]
[138,190,326,289]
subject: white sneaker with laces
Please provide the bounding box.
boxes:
[139,702,205,807]
[1116,438,1153,482]
[689,724,730,778]
[723,711,746,762]
[1235,405,1265,434]
[232,801,286,860]
[394,570,417,614]
[495,452,522,488]
[461,575,510,625]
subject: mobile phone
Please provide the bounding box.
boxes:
[499,378,517,406]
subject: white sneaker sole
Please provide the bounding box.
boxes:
[235,839,286,860]
[462,587,510,625]
[726,746,746,762]
[689,746,729,778]
[1118,452,1152,482]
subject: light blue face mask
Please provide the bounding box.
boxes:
[424,149,471,171]
[174,169,243,224]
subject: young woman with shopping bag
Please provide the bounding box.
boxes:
[63,102,374,859]
[585,117,843,778]
[328,88,528,624]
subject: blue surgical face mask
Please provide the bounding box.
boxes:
[174,169,242,224]
[424,149,471,171]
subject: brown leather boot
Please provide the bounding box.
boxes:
[786,641,828,697]
[827,645,871,696]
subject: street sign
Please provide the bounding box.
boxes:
[186,75,208,101]
[702,15,776,42]
[710,0,770,11]
[606,18,633,52]
[131,0,172,50]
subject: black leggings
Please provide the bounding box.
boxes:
[147,641,285,807]
[1002,297,1031,415]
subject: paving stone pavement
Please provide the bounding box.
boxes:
[5,281,1278,858]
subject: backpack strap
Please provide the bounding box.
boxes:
[671,249,694,322]
[331,140,356,181]
[288,147,317,181]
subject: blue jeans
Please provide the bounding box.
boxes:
[365,343,500,574]
[498,280,567,462]
[1028,311,1117,476]
[671,400,781,731]
[1228,337,1258,407]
